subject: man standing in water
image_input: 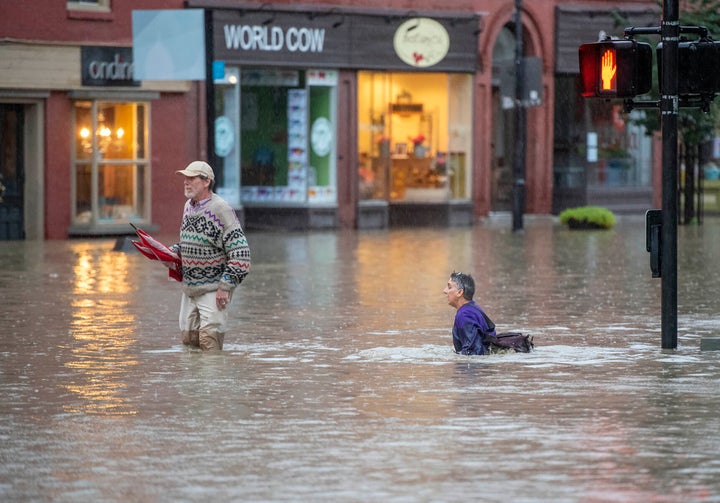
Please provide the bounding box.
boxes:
[444,272,496,355]
[173,161,251,350]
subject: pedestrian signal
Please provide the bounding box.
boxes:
[599,47,617,92]
[579,39,653,98]
[657,39,720,95]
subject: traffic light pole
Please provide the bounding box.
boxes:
[660,0,679,349]
[580,1,714,350]
[624,17,714,350]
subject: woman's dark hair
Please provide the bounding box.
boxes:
[450,271,475,300]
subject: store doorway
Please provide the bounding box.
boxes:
[0,104,24,240]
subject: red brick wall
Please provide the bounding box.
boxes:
[44,93,74,240]
[2,0,202,238]
[0,1,185,43]
[4,0,661,237]
[150,89,204,237]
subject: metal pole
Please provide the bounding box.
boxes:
[204,9,217,168]
[661,0,679,349]
[512,0,526,232]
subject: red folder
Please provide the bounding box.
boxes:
[130,223,182,282]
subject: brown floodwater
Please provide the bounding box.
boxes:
[1,215,720,502]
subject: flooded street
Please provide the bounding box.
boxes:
[2,215,720,502]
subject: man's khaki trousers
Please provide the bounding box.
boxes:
[179,290,230,351]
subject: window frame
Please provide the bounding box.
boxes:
[236,68,340,206]
[66,0,112,15]
[67,0,111,14]
[357,71,473,203]
[70,99,152,231]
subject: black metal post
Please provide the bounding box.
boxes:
[512,0,526,232]
[204,9,217,168]
[661,0,679,349]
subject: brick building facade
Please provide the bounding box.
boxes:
[0,0,660,239]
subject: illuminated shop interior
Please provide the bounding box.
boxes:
[357,71,473,203]
[72,101,149,228]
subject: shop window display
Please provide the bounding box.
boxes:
[357,71,473,203]
[72,101,149,228]
[239,69,338,205]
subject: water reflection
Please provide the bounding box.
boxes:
[64,244,138,415]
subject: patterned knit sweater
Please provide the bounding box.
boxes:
[173,193,251,298]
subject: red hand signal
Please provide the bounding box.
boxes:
[601,49,617,91]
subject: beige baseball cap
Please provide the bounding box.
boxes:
[176,160,215,181]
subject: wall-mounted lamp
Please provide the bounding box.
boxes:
[258,3,274,26]
[308,7,344,27]
[332,14,345,29]
[405,19,421,32]
[474,17,484,36]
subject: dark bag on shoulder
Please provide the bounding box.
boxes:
[473,303,534,354]
[486,332,534,353]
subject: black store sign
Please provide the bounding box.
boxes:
[81,46,139,87]
[212,10,480,73]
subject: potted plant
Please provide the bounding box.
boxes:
[559,206,616,230]
[410,134,427,158]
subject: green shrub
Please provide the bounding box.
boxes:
[558,206,616,230]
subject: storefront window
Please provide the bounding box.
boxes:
[238,68,338,204]
[214,67,241,207]
[585,105,652,187]
[72,100,149,227]
[554,75,651,190]
[357,71,473,203]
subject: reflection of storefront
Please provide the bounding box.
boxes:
[196,3,481,229]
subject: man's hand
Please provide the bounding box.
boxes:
[601,50,616,90]
[216,289,230,310]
